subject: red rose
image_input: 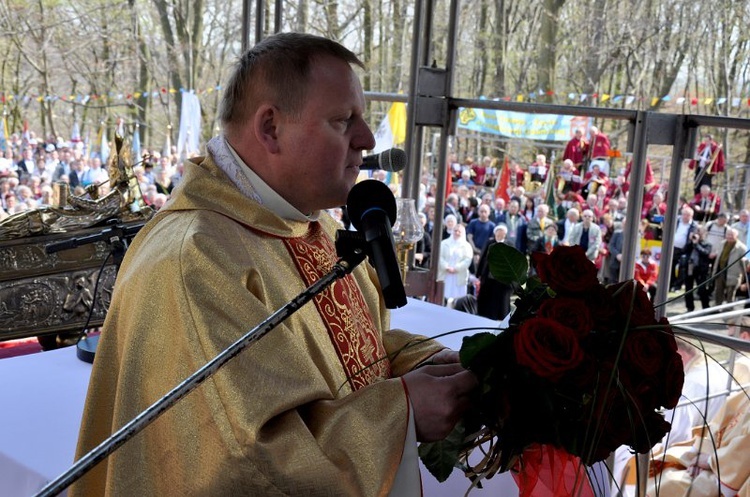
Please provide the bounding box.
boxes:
[537,298,592,339]
[622,329,664,377]
[534,246,600,294]
[514,317,584,382]
[660,351,685,409]
[589,393,632,461]
[608,280,657,329]
[584,284,619,330]
[656,316,678,353]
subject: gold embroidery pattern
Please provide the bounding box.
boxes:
[284,223,391,390]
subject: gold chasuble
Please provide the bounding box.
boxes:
[70,152,443,497]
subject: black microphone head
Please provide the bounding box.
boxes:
[363,148,407,172]
[346,179,397,230]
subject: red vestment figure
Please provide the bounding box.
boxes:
[688,134,724,193]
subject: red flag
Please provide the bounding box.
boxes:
[495,156,511,202]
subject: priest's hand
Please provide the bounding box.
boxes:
[402,363,477,442]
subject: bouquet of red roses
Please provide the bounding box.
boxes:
[419,244,685,496]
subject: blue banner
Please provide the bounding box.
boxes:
[457,107,591,142]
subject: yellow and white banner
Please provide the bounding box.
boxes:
[372,102,406,154]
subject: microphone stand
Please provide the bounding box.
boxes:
[34,230,368,497]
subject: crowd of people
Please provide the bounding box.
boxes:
[400,127,749,321]
[0,131,183,220]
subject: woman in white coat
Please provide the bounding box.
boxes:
[438,223,475,307]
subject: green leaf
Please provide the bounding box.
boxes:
[488,243,528,286]
[459,332,498,368]
[417,422,467,482]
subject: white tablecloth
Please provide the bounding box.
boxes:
[0,298,517,497]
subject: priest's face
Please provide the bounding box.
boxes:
[277,55,375,213]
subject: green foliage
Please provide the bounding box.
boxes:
[417,421,467,482]
[487,242,528,287]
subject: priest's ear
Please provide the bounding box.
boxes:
[253,104,281,154]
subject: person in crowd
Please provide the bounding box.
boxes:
[688,133,725,194]
[33,156,54,185]
[690,184,721,223]
[555,158,581,194]
[473,156,490,186]
[532,223,560,256]
[606,217,625,284]
[3,191,22,215]
[52,145,72,182]
[442,213,458,240]
[82,156,109,188]
[154,166,173,195]
[705,211,730,274]
[489,196,505,223]
[414,212,432,268]
[685,226,714,312]
[731,209,750,249]
[438,223,475,308]
[528,154,549,183]
[461,195,479,224]
[645,190,667,240]
[444,192,461,221]
[455,168,475,187]
[70,33,477,497]
[475,224,513,320]
[581,162,609,199]
[170,161,185,189]
[14,146,35,179]
[671,206,699,292]
[623,158,655,191]
[0,148,14,173]
[562,127,588,169]
[142,160,157,185]
[603,197,624,223]
[508,160,526,190]
[586,125,611,175]
[568,209,602,263]
[634,248,658,300]
[524,203,554,255]
[604,172,629,201]
[520,196,536,222]
[67,159,86,190]
[557,207,580,246]
[497,198,525,249]
[711,227,748,306]
[466,203,496,262]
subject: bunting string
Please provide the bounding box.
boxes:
[1,86,750,111]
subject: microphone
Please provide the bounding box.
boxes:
[346,180,407,309]
[361,148,407,172]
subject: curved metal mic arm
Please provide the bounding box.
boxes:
[33,230,368,497]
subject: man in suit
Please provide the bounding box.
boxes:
[15,146,35,179]
[68,159,86,190]
[711,227,748,305]
[524,203,554,255]
[568,209,603,263]
[607,218,625,283]
[497,199,525,250]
